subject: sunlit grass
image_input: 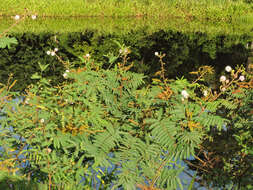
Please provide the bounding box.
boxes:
[1,16,252,37]
[0,0,252,22]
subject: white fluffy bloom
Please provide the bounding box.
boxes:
[239,75,245,81]
[220,75,226,82]
[65,69,70,73]
[54,48,58,52]
[181,90,189,99]
[14,15,20,20]
[51,51,56,56]
[63,73,68,79]
[46,148,52,153]
[40,119,45,123]
[203,90,208,97]
[225,66,232,72]
[119,49,123,54]
[86,53,90,58]
[25,98,30,104]
[155,52,159,56]
[31,15,37,20]
[46,50,51,55]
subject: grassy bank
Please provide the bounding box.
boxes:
[1,16,253,36]
[0,0,252,22]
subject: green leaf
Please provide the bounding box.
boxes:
[38,62,49,72]
[31,72,41,79]
[0,37,18,49]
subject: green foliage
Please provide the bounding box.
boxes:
[1,47,252,189]
[0,37,18,49]
[0,30,250,92]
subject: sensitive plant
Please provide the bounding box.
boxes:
[0,43,252,189]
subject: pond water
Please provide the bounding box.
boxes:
[1,17,252,189]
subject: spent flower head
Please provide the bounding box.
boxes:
[155,52,159,56]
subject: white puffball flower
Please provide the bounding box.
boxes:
[221,87,226,92]
[14,15,20,20]
[119,49,123,54]
[86,53,90,58]
[220,75,226,82]
[25,98,30,104]
[203,90,208,97]
[65,69,70,73]
[46,50,51,55]
[46,148,52,153]
[31,15,37,20]
[239,75,245,81]
[181,90,189,99]
[155,52,159,56]
[51,51,56,56]
[54,48,58,52]
[225,66,232,72]
[63,73,68,79]
[40,119,45,123]
[124,48,128,54]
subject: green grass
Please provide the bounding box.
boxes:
[0,0,252,36]
[0,0,252,22]
[1,16,253,36]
